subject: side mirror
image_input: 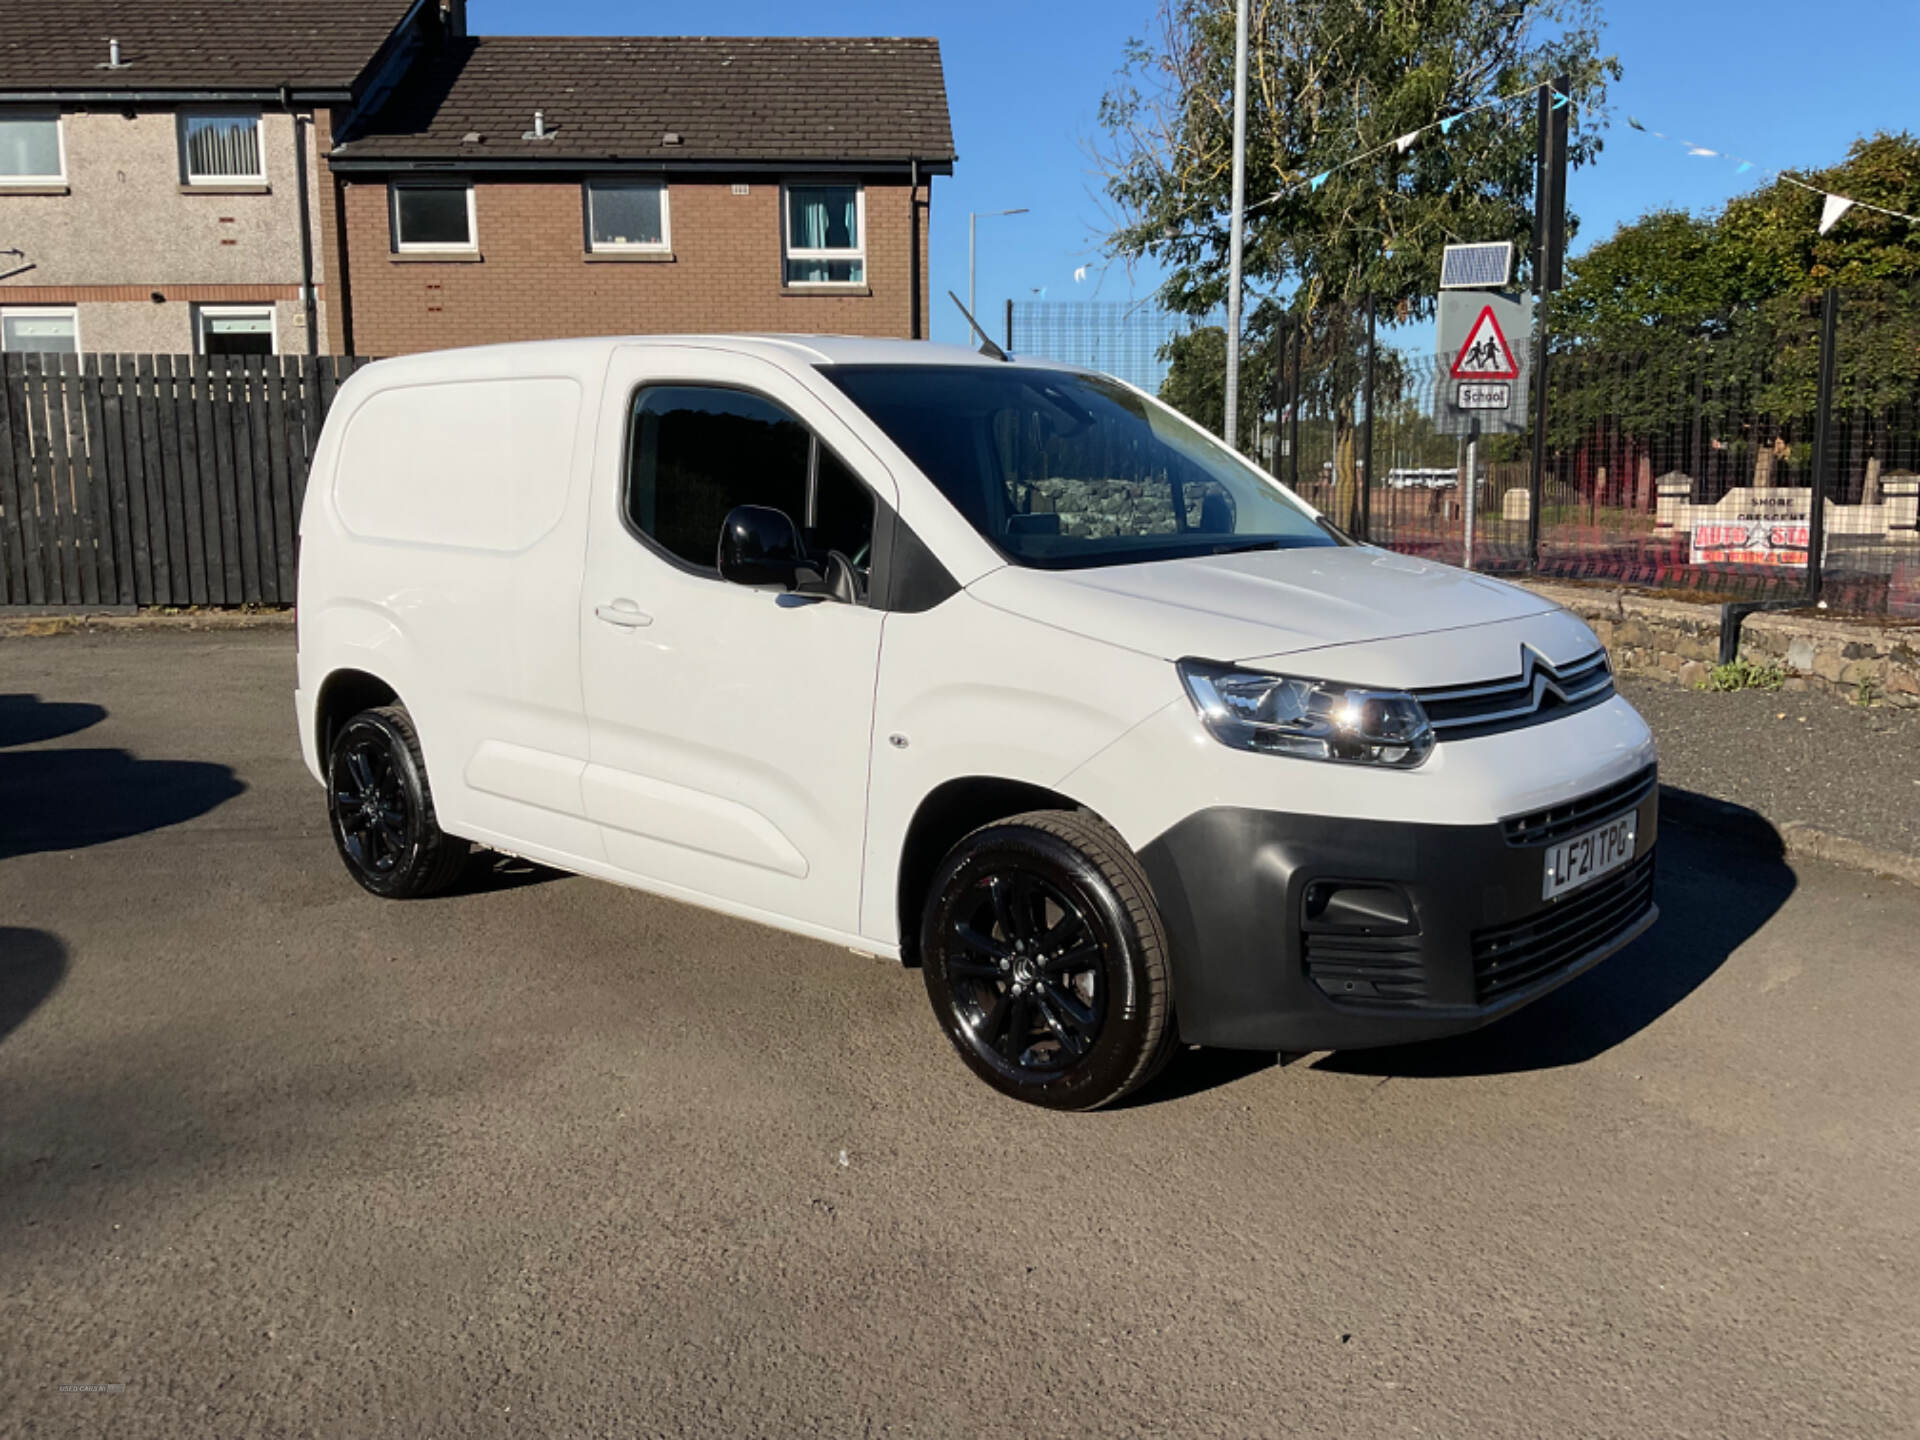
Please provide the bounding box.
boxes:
[717,504,804,589]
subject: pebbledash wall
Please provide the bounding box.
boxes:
[0,109,329,353]
[335,176,931,356]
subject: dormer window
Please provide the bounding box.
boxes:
[181,113,265,185]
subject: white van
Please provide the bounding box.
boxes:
[296,335,1657,1110]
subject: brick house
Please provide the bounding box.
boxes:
[0,0,463,358]
[325,36,954,355]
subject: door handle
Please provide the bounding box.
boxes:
[595,600,654,628]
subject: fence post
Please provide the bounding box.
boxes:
[1806,285,1840,603]
[1289,315,1303,492]
[1527,312,1548,571]
[1359,295,1376,543]
[1004,298,1013,355]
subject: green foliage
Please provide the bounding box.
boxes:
[1699,657,1787,692]
[1098,0,1617,321]
[1103,1,1614,522]
[1160,324,1261,447]
[1548,133,1920,441]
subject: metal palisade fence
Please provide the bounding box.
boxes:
[1016,283,1920,618]
[0,353,372,609]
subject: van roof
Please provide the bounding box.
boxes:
[365,334,1087,373]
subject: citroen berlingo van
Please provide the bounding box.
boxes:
[296,335,1658,1110]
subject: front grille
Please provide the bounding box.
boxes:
[1416,647,1613,740]
[1472,850,1656,1002]
[1304,933,1429,1007]
[1502,765,1657,847]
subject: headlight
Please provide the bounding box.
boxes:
[1177,659,1434,768]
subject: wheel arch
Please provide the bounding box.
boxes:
[314,667,402,764]
[896,776,1124,965]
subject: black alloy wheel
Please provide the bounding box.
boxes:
[325,705,467,899]
[946,869,1107,1078]
[921,810,1176,1110]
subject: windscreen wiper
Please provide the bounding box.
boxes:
[1207,540,1285,556]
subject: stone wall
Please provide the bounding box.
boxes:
[1521,581,1920,708]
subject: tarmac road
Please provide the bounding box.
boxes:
[3,630,1918,1439]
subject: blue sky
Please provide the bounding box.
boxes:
[474,0,1920,348]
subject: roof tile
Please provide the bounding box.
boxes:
[332,36,956,165]
[0,0,416,92]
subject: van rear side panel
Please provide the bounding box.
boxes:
[296,345,611,866]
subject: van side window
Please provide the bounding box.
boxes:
[625,384,876,577]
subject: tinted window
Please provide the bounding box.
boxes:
[625,386,875,574]
[822,365,1337,570]
[393,185,473,248]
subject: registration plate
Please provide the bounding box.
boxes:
[1542,813,1637,901]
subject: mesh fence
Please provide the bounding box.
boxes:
[1008,301,1223,395]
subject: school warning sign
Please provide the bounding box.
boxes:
[1448,305,1520,380]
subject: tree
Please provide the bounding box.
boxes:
[1548,132,1920,475]
[1160,325,1233,439]
[1099,0,1618,523]
[1159,317,1279,449]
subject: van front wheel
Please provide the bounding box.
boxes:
[920,810,1176,1110]
[326,706,467,899]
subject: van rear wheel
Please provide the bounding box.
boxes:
[920,810,1176,1110]
[326,706,467,899]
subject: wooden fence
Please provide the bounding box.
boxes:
[0,352,373,608]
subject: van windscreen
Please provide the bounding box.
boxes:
[820,365,1339,570]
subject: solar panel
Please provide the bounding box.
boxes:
[1439,242,1514,289]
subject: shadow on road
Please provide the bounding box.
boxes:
[0,928,68,1045]
[0,694,245,861]
[441,850,570,898]
[0,693,108,747]
[1315,802,1794,1079]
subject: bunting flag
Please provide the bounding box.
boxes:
[1623,115,1920,235]
[1247,79,1567,216]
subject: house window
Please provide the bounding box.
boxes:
[181,113,265,185]
[0,308,78,354]
[392,182,476,252]
[586,181,669,252]
[196,305,276,357]
[783,184,865,285]
[0,113,64,184]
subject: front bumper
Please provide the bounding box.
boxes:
[1138,771,1659,1052]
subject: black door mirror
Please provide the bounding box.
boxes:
[717,504,804,589]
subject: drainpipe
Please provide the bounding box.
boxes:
[284,84,319,355]
[908,158,922,340]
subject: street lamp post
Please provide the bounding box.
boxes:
[969,207,1029,322]
[1223,0,1251,447]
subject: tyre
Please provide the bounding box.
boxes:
[326,705,468,899]
[920,809,1177,1110]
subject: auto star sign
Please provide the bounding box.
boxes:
[1689,491,1814,567]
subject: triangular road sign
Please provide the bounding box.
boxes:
[1449,304,1520,379]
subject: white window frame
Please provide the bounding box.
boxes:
[781,181,866,287]
[391,180,479,253]
[194,304,278,356]
[0,111,66,186]
[585,178,672,254]
[0,305,80,353]
[178,111,267,187]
